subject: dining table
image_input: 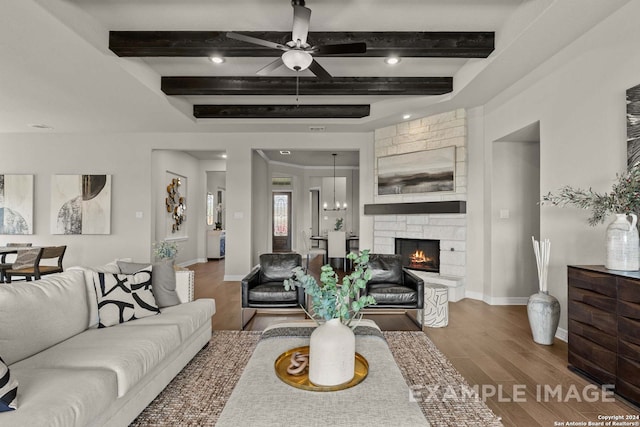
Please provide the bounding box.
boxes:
[310,235,359,251]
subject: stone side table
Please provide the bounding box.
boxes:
[424,284,449,328]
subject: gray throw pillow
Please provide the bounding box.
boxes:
[117,259,181,308]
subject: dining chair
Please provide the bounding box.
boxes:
[327,231,347,270]
[5,245,67,283]
[0,243,33,283]
[301,229,326,268]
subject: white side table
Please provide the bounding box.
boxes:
[424,284,449,327]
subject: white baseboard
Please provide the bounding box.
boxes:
[488,296,529,305]
[555,327,568,342]
[462,291,529,305]
[224,275,244,281]
[177,258,203,268]
[464,291,484,301]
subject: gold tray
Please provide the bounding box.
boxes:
[274,345,368,392]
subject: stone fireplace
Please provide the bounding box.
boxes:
[371,109,468,302]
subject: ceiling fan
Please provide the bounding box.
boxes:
[226,0,366,79]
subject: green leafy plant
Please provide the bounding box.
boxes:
[334,217,344,231]
[542,162,640,226]
[153,240,178,259]
[284,250,376,328]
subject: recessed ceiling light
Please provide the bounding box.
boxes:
[280,150,291,155]
[402,114,411,120]
[210,56,225,64]
[385,57,401,65]
[28,123,53,129]
[221,153,227,159]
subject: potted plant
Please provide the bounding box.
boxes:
[153,240,178,261]
[543,162,640,271]
[542,162,640,226]
[284,250,376,386]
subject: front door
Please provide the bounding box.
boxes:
[272,192,291,252]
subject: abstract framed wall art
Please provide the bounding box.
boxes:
[51,174,111,234]
[164,171,187,239]
[627,83,640,168]
[377,146,456,195]
[0,174,34,234]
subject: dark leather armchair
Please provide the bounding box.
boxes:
[364,254,424,327]
[241,253,304,328]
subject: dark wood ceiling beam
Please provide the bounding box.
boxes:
[109,31,494,58]
[194,104,370,119]
[162,77,452,96]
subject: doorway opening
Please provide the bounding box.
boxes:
[272,191,292,252]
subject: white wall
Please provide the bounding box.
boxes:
[151,150,201,265]
[251,151,269,265]
[490,140,540,301]
[0,134,152,266]
[479,0,640,331]
[0,132,373,278]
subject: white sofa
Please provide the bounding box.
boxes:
[0,267,215,427]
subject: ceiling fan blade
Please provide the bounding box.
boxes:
[226,32,288,51]
[256,58,285,76]
[292,5,311,45]
[308,59,332,80]
[313,42,367,55]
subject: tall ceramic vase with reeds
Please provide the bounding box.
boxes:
[527,237,560,345]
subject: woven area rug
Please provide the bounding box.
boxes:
[131,330,502,426]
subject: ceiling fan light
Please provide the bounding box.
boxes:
[282,50,313,71]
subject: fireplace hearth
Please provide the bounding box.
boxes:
[395,238,440,273]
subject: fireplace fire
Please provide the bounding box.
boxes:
[395,238,440,273]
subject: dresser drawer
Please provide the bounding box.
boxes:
[569,350,616,385]
[568,332,617,375]
[617,356,640,405]
[618,277,640,303]
[569,285,617,312]
[568,267,617,298]
[619,319,640,354]
[569,319,617,352]
[568,299,617,336]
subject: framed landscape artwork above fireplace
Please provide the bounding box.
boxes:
[377,146,455,195]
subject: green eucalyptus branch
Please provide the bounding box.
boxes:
[283,250,376,328]
[542,162,640,226]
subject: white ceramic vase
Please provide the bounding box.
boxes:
[527,291,561,345]
[308,318,355,386]
[605,213,639,271]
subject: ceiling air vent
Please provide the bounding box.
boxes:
[309,126,325,132]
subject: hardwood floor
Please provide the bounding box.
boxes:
[188,259,639,426]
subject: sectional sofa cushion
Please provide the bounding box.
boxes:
[118,259,181,308]
[119,299,216,341]
[1,366,118,427]
[0,270,88,365]
[92,271,159,327]
[0,356,18,412]
[12,323,181,397]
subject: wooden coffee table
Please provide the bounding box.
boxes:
[216,320,429,426]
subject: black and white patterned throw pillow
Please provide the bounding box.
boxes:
[92,271,160,328]
[0,356,18,412]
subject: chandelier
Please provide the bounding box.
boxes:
[323,153,347,211]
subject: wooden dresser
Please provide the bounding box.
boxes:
[568,265,640,406]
